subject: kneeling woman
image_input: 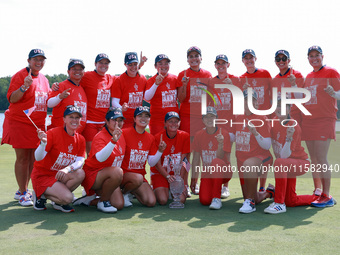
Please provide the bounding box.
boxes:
[74,107,125,213]
[31,106,86,212]
[264,100,318,214]
[121,106,166,207]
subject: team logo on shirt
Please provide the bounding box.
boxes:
[171,145,175,153]
[134,83,138,91]
[68,144,73,153]
[51,152,77,171]
[252,79,257,86]
[208,141,213,150]
[101,82,106,88]
[138,141,143,149]
[166,83,170,90]
[78,93,82,100]
[277,132,280,141]
[34,91,48,112]
[311,79,315,85]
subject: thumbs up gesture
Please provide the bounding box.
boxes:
[243,76,250,90]
[324,79,335,97]
[23,69,33,90]
[158,134,167,152]
[215,128,224,145]
[287,66,297,86]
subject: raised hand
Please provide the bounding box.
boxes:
[58,88,71,99]
[243,76,250,90]
[155,73,164,85]
[286,126,295,139]
[324,79,335,97]
[23,69,33,90]
[215,128,224,144]
[158,134,167,152]
[287,66,297,86]
[182,70,189,86]
[138,51,148,70]
[111,121,122,143]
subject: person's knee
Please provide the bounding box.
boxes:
[157,195,168,205]
[59,192,74,205]
[76,169,86,182]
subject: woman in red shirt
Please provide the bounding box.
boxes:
[2,49,50,206]
[31,106,86,213]
[144,54,179,135]
[302,46,340,207]
[264,99,318,214]
[74,107,126,213]
[120,106,166,207]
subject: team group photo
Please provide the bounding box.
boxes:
[1,0,340,254]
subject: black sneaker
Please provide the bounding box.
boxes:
[53,203,75,213]
[33,190,47,211]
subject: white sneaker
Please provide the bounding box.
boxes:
[264,202,286,214]
[123,193,133,207]
[314,188,322,196]
[239,199,256,213]
[209,198,222,210]
[82,189,87,196]
[195,183,199,195]
[97,201,117,213]
[19,191,33,206]
[186,186,192,198]
[221,186,230,199]
[73,194,96,206]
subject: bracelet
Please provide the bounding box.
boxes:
[19,86,26,93]
[166,175,170,180]
[111,139,117,144]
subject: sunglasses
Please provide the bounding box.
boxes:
[275,56,288,62]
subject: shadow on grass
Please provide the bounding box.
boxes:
[0,201,123,235]
[116,195,321,232]
[0,195,321,234]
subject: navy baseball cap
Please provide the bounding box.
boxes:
[134,106,151,117]
[308,45,323,55]
[125,52,139,65]
[243,89,258,100]
[64,105,82,117]
[187,46,201,57]
[68,59,85,70]
[242,49,256,58]
[203,106,218,117]
[155,54,171,64]
[275,50,290,59]
[215,54,229,63]
[165,111,180,122]
[106,107,125,120]
[95,53,111,63]
[28,49,46,59]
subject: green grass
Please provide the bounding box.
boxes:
[1,140,340,255]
